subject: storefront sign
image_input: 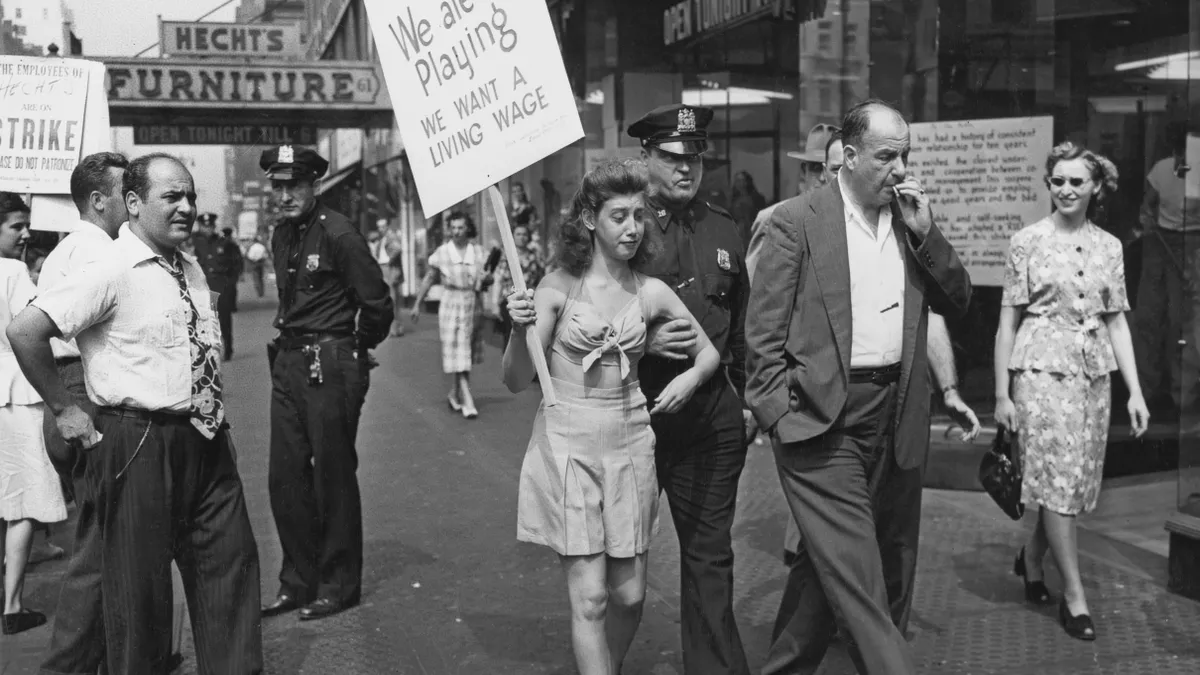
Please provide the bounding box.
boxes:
[133,123,316,145]
[663,0,775,47]
[104,59,385,110]
[0,56,92,194]
[907,116,1053,286]
[160,21,304,58]
[363,0,584,216]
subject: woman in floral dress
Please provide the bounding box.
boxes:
[994,142,1149,641]
[410,211,487,419]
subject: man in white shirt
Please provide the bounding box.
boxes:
[746,100,972,675]
[36,151,127,675]
[245,235,269,298]
[8,154,261,675]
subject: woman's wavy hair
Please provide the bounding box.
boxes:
[556,159,660,276]
[1045,141,1119,220]
[445,210,477,239]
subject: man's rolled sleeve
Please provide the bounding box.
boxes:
[30,259,121,341]
[745,205,803,432]
[333,232,395,348]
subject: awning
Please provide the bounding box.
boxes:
[316,160,361,197]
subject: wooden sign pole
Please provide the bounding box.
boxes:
[486,186,557,406]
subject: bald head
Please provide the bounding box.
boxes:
[840,100,911,209]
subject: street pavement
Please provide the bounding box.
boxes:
[5,280,1200,674]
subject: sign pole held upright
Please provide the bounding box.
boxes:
[487,186,556,406]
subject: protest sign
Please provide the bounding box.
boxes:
[362,0,584,216]
[907,116,1053,286]
[0,56,93,195]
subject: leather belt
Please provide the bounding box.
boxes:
[275,332,355,351]
[54,356,82,367]
[97,406,189,425]
[848,363,901,385]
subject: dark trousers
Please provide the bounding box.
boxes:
[269,339,368,604]
[215,279,235,358]
[1134,227,1200,412]
[251,263,265,298]
[652,378,749,675]
[765,380,915,675]
[40,360,106,675]
[89,411,262,675]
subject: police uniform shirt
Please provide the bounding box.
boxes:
[638,196,749,400]
[271,204,395,348]
[192,232,240,283]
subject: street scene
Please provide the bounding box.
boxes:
[0,1,1198,675]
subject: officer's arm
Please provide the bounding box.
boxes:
[332,231,395,348]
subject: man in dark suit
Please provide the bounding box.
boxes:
[745,99,972,675]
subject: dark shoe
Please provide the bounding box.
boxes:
[167,652,185,672]
[2,608,47,635]
[298,597,357,621]
[1013,547,1053,605]
[261,593,301,617]
[1059,599,1096,641]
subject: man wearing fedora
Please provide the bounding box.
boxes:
[747,124,842,280]
[630,103,753,674]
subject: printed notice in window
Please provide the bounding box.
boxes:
[907,116,1053,286]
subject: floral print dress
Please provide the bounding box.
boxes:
[1002,217,1129,515]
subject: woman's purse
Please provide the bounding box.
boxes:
[978,426,1025,520]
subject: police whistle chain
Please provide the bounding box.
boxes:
[487,186,557,406]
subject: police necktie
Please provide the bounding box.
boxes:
[158,256,225,439]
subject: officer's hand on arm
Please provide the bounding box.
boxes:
[646,319,697,361]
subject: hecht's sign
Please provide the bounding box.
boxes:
[103,59,386,110]
[159,21,304,58]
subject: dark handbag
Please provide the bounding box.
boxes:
[978,426,1025,520]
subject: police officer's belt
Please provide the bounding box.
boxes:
[275,331,355,351]
[848,363,901,385]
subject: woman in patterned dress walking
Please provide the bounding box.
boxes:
[994,142,1150,641]
[410,211,488,419]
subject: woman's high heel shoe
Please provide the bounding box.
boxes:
[1013,547,1053,605]
[1059,598,1096,641]
[447,394,463,412]
[462,402,478,419]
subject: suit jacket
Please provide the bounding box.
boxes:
[744,181,972,470]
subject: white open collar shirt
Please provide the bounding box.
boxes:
[32,226,220,412]
[37,220,119,360]
[838,173,906,368]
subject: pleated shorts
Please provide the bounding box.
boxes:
[517,378,658,558]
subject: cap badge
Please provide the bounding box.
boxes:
[677,108,696,133]
[717,249,731,271]
[279,145,295,164]
[306,254,320,272]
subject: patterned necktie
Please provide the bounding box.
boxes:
[158,256,225,439]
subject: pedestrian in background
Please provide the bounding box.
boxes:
[495,221,546,348]
[36,152,129,674]
[7,154,262,673]
[631,103,754,675]
[221,226,245,311]
[410,211,488,419]
[746,100,972,675]
[259,145,393,622]
[995,141,1149,641]
[192,213,240,360]
[368,224,406,337]
[0,193,66,636]
[503,159,721,675]
[246,235,269,298]
[730,170,767,244]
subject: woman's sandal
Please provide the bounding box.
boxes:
[1059,599,1096,641]
[1013,547,1054,605]
[447,394,463,412]
[2,608,47,635]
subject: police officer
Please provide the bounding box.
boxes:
[258,145,394,621]
[631,104,753,674]
[192,212,240,360]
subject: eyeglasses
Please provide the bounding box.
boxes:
[1049,176,1090,188]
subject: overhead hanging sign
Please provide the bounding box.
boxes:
[159,21,305,58]
[104,59,385,110]
[133,123,317,145]
[362,0,584,216]
[0,56,94,194]
[907,116,1053,286]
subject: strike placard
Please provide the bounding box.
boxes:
[0,56,91,194]
[362,0,584,216]
[907,116,1053,286]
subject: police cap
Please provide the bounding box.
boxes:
[628,104,713,156]
[259,145,329,181]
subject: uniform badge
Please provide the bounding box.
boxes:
[279,144,295,163]
[717,249,731,270]
[306,254,320,271]
[677,108,696,133]
[656,209,667,218]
